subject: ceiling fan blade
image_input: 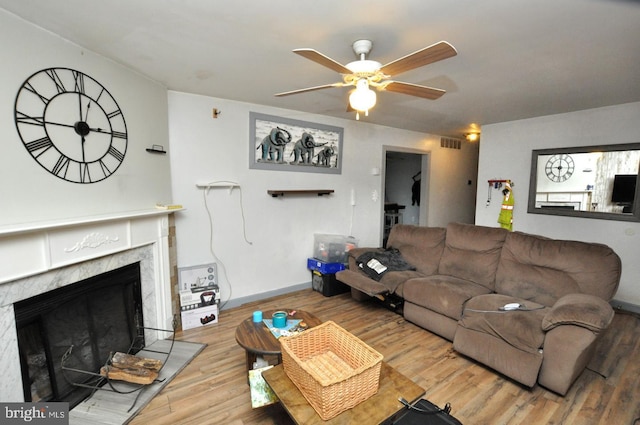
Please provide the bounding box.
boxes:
[293,48,353,74]
[380,41,457,76]
[383,81,446,100]
[275,83,343,97]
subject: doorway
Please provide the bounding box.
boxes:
[382,148,429,245]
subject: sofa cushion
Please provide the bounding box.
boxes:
[387,225,446,276]
[379,270,425,297]
[496,232,622,306]
[403,276,491,320]
[438,223,508,291]
[459,294,548,354]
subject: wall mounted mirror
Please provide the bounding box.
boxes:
[528,143,640,222]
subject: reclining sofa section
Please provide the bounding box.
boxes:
[336,223,621,395]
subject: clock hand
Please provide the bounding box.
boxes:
[39,120,111,135]
[84,101,91,122]
[18,113,110,135]
[87,126,111,134]
[78,92,83,122]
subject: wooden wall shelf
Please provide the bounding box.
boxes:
[267,190,334,198]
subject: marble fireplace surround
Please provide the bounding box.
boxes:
[0,210,177,402]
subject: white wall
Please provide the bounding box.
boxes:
[476,102,640,305]
[0,10,172,227]
[168,91,478,305]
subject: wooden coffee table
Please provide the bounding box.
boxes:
[262,362,425,424]
[235,309,322,377]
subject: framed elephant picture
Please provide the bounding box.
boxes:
[249,112,343,174]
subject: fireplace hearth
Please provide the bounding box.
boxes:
[15,263,143,408]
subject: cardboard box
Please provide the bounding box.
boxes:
[181,304,218,330]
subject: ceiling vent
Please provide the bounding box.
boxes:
[440,137,462,150]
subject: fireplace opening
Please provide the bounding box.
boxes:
[14,262,143,409]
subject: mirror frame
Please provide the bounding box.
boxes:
[528,143,640,222]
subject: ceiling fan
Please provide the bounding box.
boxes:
[275,39,457,119]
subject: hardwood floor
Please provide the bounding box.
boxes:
[130,289,640,425]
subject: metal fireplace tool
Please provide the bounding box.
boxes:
[61,321,177,412]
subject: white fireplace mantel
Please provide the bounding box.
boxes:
[0,208,182,285]
[0,208,182,237]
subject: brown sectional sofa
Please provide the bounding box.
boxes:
[336,222,621,395]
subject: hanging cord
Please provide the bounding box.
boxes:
[203,180,252,245]
[463,306,546,315]
[349,203,355,236]
[201,181,253,309]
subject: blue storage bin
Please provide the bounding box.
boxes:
[306,258,345,274]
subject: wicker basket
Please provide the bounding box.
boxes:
[280,320,383,420]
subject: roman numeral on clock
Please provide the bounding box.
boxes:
[73,71,86,94]
[99,159,112,176]
[25,137,53,156]
[52,155,70,177]
[45,69,67,93]
[107,109,122,119]
[23,82,51,105]
[107,145,125,162]
[16,112,45,127]
[80,163,91,183]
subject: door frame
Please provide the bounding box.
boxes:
[381,145,431,245]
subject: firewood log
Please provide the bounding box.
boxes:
[100,365,158,385]
[110,352,163,372]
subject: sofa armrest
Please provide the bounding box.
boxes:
[542,293,614,334]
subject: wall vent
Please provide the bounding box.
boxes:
[440,137,463,150]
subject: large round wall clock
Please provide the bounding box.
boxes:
[545,153,575,183]
[14,67,127,183]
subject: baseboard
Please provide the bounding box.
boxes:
[610,299,640,315]
[220,282,312,310]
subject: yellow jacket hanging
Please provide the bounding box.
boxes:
[498,181,514,231]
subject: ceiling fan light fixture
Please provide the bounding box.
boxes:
[349,79,376,115]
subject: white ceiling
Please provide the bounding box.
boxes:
[2,0,640,138]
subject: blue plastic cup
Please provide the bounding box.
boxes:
[272,311,287,328]
[252,310,263,323]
